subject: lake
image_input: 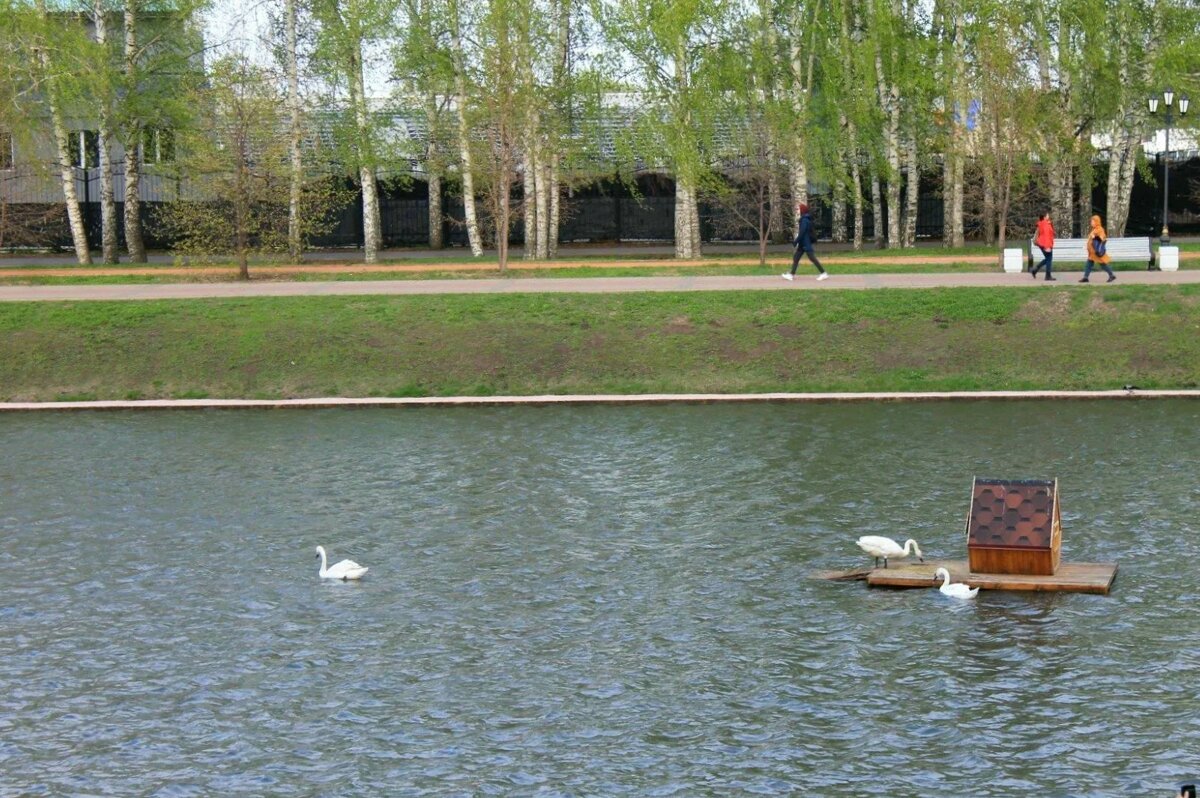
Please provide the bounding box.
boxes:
[2,401,1199,795]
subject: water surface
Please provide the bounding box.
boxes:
[2,402,1199,795]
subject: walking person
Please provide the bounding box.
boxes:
[1030,212,1056,281]
[783,202,828,281]
[1081,214,1116,283]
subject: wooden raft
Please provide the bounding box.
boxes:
[817,559,1117,595]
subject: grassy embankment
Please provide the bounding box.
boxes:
[2,285,1198,401]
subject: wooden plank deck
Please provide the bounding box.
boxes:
[861,559,1118,595]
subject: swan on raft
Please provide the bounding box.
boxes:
[934,567,978,599]
[856,536,924,569]
[315,545,368,580]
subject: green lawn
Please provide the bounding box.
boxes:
[2,285,1197,401]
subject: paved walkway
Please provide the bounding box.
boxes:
[2,269,1199,301]
[2,237,1197,266]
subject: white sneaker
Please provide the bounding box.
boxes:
[782,273,794,281]
[817,272,829,281]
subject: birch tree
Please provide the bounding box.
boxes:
[118,0,206,262]
[474,0,533,270]
[28,0,92,264]
[448,0,484,255]
[784,0,821,236]
[311,0,396,263]
[934,0,967,247]
[122,0,144,260]
[284,0,305,260]
[395,0,454,250]
[595,0,734,259]
[88,0,119,262]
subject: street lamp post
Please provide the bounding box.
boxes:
[1148,88,1190,244]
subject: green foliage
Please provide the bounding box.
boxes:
[156,56,352,272]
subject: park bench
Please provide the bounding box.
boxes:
[1027,236,1156,271]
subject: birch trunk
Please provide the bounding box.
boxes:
[548,153,559,258]
[902,136,918,247]
[423,94,444,249]
[872,1,901,249]
[838,2,862,250]
[941,4,965,248]
[549,0,569,259]
[428,172,443,248]
[1050,162,1073,235]
[983,169,995,245]
[690,186,702,254]
[767,145,784,243]
[950,153,964,247]
[92,0,118,263]
[832,190,847,244]
[234,126,250,279]
[760,0,785,244]
[789,162,808,233]
[1106,14,1156,237]
[286,0,303,261]
[870,175,883,248]
[535,151,549,258]
[1077,165,1092,235]
[672,33,699,260]
[33,14,92,265]
[348,43,380,262]
[450,9,482,257]
[522,137,536,258]
[123,0,145,262]
[1106,128,1139,236]
[787,11,813,238]
[851,157,863,251]
[672,180,700,255]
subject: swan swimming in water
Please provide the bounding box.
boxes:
[934,567,978,599]
[856,536,924,569]
[315,545,368,580]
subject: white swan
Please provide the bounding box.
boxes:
[315,545,368,580]
[856,536,924,569]
[934,567,978,599]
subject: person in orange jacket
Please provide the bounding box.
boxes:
[1082,214,1116,283]
[1030,211,1056,281]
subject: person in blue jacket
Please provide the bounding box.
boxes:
[783,202,828,281]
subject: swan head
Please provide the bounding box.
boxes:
[315,545,326,561]
[906,539,924,562]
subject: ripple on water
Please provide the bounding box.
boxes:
[2,403,1200,794]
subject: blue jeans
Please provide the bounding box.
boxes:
[1083,259,1114,280]
[1032,247,1053,276]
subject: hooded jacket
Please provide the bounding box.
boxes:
[1087,215,1110,264]
[794,207,815,248]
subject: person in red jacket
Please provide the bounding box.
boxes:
[1030,212,1056,281]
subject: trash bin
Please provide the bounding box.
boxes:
[1159,245,1179,272]
[1002,248,1023,273]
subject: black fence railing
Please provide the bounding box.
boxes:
[6,158,1200,251]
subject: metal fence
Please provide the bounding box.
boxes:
[5,158,1199,251]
